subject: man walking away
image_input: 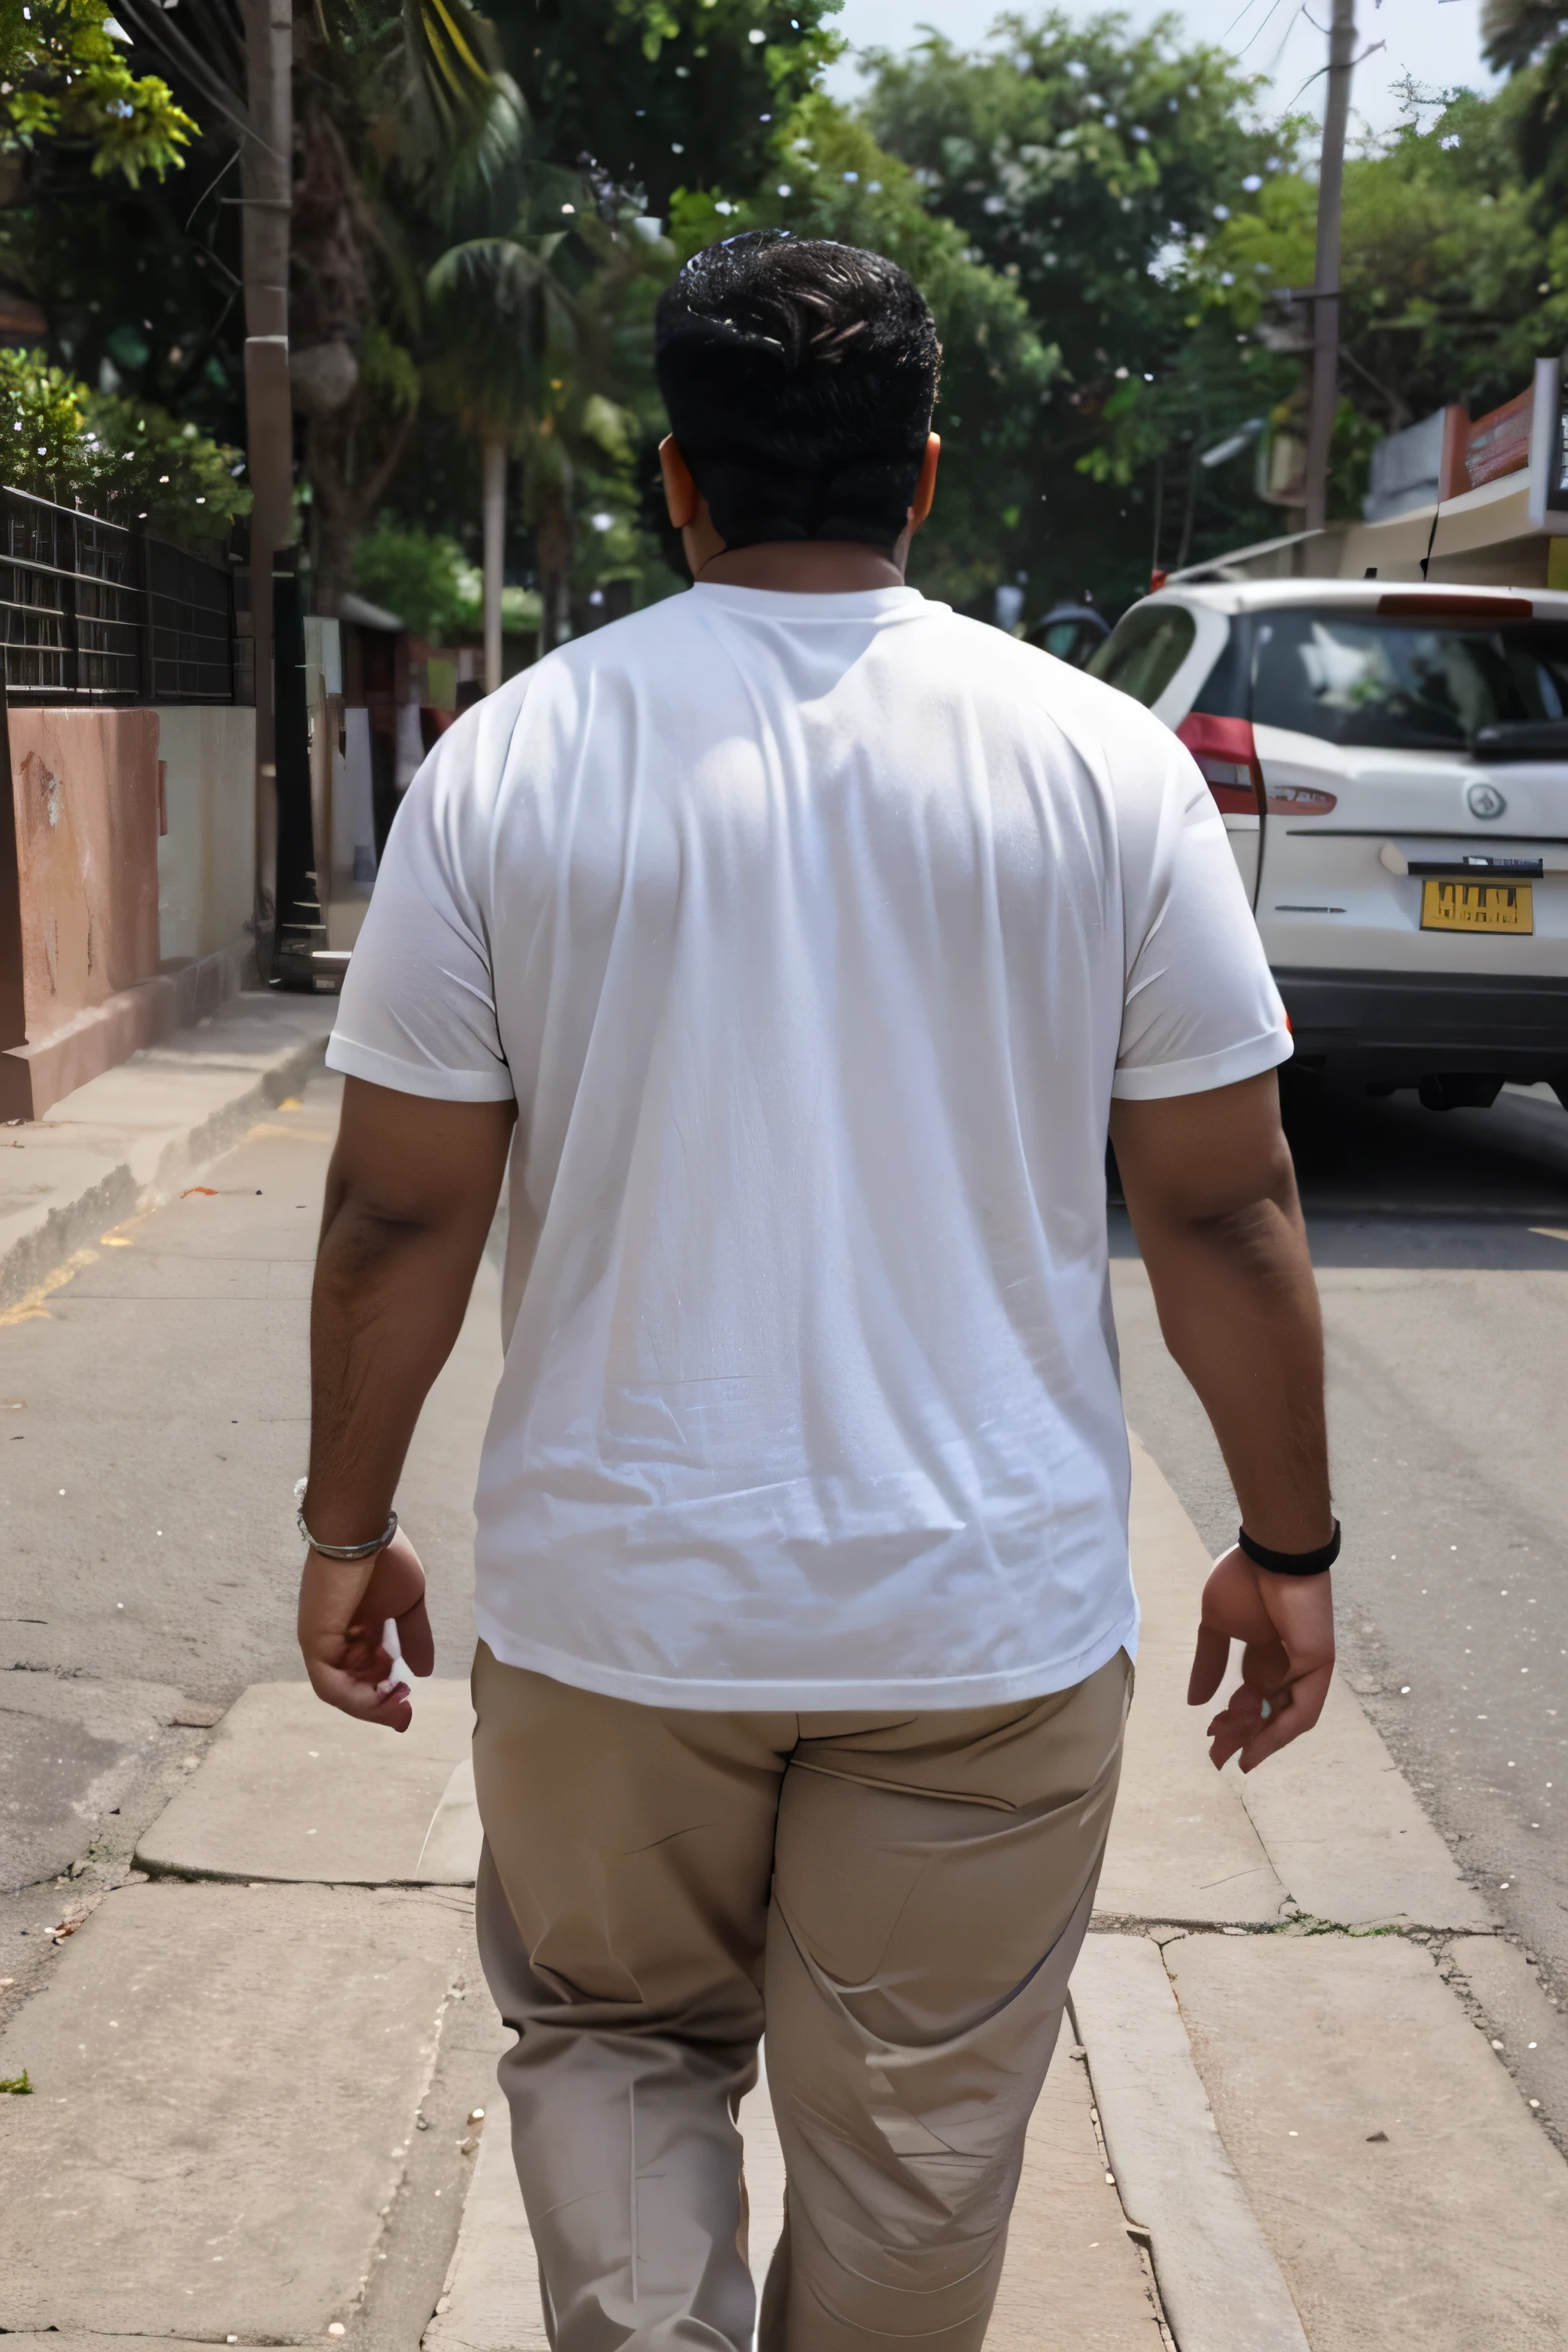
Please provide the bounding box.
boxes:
[297,232,1335,2352]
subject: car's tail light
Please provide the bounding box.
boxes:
[1176,712,1264,817]
[1264,782,1338,815]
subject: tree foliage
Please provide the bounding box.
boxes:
[351,521,476,635]
[368,0,850,619]
[1204,79,1568,439]
[0,3,247,462]
[1484,0,1568,212]
[497,0,842,214]
[859,13,1568,607]
[858,10,1298,606]
[0,345,249,534]
[286,0,536,603]
[0,0,194,183]
[8,0,1566,629]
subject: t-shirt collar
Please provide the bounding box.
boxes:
[688,580,933,622]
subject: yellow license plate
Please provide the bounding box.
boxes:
[1420,877,1534,934]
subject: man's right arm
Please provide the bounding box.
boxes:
[297,1076,514,1730]
[1109,1070,1335,1771]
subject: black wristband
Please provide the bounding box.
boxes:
[1237,1520,1341,1577]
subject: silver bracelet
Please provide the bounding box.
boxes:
[297,1504,398,1560]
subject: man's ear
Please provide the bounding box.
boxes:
[659,435,700,531]
[910,433,941,531]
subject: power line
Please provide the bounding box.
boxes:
[1239,0,1295,61]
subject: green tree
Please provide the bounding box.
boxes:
[371,2,851,628]
[425,212,580,660]
[0,346,83,480]
[289,0,529,609]
[858,8,1298,607]
[1202,80,1566,449]
[83,384,252,535]
[351,522,476,637]
[0,0,194,184]
[495,0,841,213]
[0,345,249,534]
[0,2,247,449]
[412,0,859,629]
[1483,0,1568,215]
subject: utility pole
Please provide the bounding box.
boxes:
[1302,0,1357,534]
[240,0,293,973]
[482,437,506,695]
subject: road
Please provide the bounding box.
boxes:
[3,1067,1566,2067]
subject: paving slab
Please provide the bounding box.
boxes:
[417,1753,485,1883]
[985,2043,1165,2350]
[0,994,335,1315]
[136,1681,478,1884]
[0,1879,470,2342]
[1070,1932,1311,2352]
[423,2109,550,2352]
[1233,1675,1494,1929]
[737,2040,787,2298]
[1106,1436,1491,1932]
[1165,1931,1568,2350]
[1098,1437,1290,1926]
[423,2059,790,2352]
[424,2035,1160,2352]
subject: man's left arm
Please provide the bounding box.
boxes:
[298,1076,515,1731]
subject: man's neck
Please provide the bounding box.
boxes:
[694,540,906,594]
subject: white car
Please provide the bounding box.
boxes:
[1088,578,1568,1109]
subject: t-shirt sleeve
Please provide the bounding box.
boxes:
[325,720,514,1103]
[1112,728,1292,1101]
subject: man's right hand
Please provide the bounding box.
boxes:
[297,1525,434,1733]
[302,1081,513,1731]
[1188,1544,1335,1774]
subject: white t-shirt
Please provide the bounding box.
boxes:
[328,583,1289,1710]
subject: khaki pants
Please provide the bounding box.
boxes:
[472,1642,1131,2352]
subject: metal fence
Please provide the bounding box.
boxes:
[0,485,237,706]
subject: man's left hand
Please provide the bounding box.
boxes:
[1187,1544,1335,1773]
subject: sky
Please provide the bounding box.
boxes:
[822,0,1500,140]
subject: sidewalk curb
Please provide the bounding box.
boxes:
[132,1681,478,1886]
[1071,1933,1312,2352]
[0,995,335,1316]
[423,2118,550,2352]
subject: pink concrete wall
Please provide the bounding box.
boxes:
[9,708,161,1041]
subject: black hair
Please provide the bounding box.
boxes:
[654,231,940,551]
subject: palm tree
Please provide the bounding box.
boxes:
[425,222,580,677]
[117,0,525,612]
[290,0,525,612]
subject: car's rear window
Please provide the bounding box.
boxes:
[1253,607,1568,752]
[1088,603,1197,706]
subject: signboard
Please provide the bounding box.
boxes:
[1463,385,1536,492]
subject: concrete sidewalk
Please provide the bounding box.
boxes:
[4,1439,1564,2350]
[0,990,336,1315]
